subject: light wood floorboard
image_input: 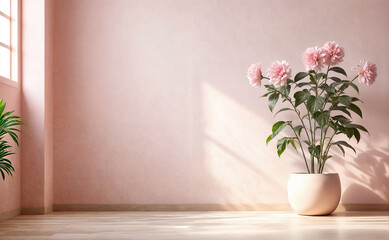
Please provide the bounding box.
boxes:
[0,211,388,239]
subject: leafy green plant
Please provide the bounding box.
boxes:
[248,41,377,174]
[0,99,23,180]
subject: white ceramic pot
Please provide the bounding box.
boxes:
[287,173,341,216]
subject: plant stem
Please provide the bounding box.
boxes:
[320,131,337,173]
[272,87,312,144]
[318,65,331,96]
[318,74,359,172]
[289,124,310,173]
[270,86,312,173]
[310,73,321,173]
[316,66,331,173]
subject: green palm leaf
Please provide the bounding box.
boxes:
[0,99,23,180]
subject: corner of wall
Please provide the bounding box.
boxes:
[20,0,54,215]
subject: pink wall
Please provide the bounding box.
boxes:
[21,0,53,213]
[53,0,389,205]
[21,0,45,210]
[44,0,54,211]
[0,83,21,218]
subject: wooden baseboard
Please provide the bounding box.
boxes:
[53,203,389,212]
[21,205,53,215]
[0,208,20,221]
[338,204,389,211]
[54,204,292,211]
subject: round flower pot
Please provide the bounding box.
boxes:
[287,173,341,216]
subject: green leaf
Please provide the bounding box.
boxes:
[339,83,349,92]
[274,108,293,117]
[0,99,23,181]
[8,132,19,146]
[272,121,289,136]
[0,169,4,180]
[330,106,351,117]
[353,129,361,143]
[328,120,337,131]
[336,126,353,138]
[307,96,325,114]
[330,80,349,89]
[332,115,351,124]
[313,110,330,128]
[329,66,347,76]
[294,89,310,107]
[289,138,297,150]
[338,95,352,107]
[287,78,294,85]
[319,83,335,94]
[0,99,5,116]
[280,85,291,96]
[293,125,303,136]
[272,121,285,133]
[277,137,288,157]
[266,134,273,145]
[309,74,316,83]
[296,82,311,88]
[349,82,359,94]
[334,143,345,156]
[266,121,290,144]
[334,141,356,154]
[308,145,321,159]
[351,97,363,103]
[261,91,273,97]
[294,72,309,82]
[343,127,354,138]
[268,93,279,112]
[348,103,362,118]
[344,123,369,134]
[316,73,326,80]
[329,77,341,82]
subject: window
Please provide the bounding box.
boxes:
[0,0,18,83]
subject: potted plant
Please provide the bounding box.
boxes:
[0,99,23,180]
[247,41,377,215]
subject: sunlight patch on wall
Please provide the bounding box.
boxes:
[200,82,301,204]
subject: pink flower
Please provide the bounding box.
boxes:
[266,60,292,87]
[352,60,377,86]
[322,41,345,66]
[247,62,262,87]
[302,46,326,72]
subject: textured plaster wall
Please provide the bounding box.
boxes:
[52,0,389,205]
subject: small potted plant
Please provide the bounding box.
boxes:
[0,99,23,180]
[247,41,377,215]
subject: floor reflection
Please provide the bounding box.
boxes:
[0,211,388,240]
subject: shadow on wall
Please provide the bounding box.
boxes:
[341,145,389,203]
[201,74,389,206]
[329,92,389,205]
[199,81,306,206]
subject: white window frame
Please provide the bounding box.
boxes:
[0,0,19,87]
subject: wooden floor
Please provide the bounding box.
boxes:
[0,211,388,239]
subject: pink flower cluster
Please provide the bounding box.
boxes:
[352,60,378,86]
[267,60,292,87]
[323,41,345,66]
[247,63,262,87]
[302,41,345,71]
[247,41,377,88]
[302,47,326,72]
[246,60,292,87]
